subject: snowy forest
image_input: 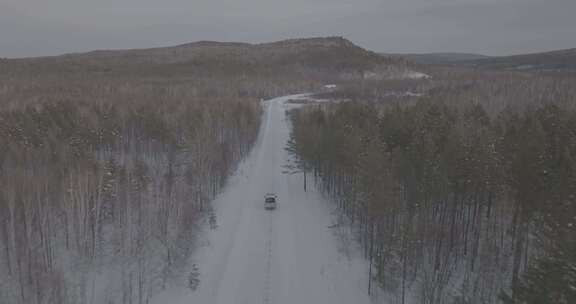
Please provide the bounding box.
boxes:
[288,70,576,303]
[0,36,574,304]
[0,78,265,303]
[0,41,345,304]
[0,37,417,304]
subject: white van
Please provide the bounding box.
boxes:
[264,193,277,210]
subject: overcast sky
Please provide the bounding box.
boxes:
[1,0,575,58]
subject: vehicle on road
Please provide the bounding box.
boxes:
[264,193,277,210]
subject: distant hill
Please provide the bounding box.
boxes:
[463,48,576,72]
[382,52,491,65]
[3,37,413,80]
[384,48,576,72]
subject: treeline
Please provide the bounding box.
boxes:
[288,74,576,303]
[0,78,262,304]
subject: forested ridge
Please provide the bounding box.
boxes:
[288,71,576,303]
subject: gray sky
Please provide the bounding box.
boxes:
[1,0,575,58]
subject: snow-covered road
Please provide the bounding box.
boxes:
[151,94,374,304]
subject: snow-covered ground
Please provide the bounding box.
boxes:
[150,94,376,304]
[403,71,431,79]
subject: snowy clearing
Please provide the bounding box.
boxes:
[403,71,431,79]
[150,94,376,304]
